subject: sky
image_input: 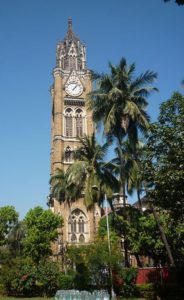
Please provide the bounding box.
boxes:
[0,0,183,219]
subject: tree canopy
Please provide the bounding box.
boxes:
[23,206,63,263]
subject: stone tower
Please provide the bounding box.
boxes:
[49,19,101,253]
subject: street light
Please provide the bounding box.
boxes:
[92,186,116,299]
[103,194,116,299]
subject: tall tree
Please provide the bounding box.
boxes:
[88,58,157,266]
[140,92,184,265]
[88,57,158,146]
[143,92,184,221]
[66,133,119,208]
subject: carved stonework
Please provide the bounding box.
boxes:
[56,18,86,71]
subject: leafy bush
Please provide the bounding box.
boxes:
[0,258,36,296]
[0,258,61,297]
[136,283,154,291]
[115,268,138,298]
[36,260,61,296]
[58,270,76,289]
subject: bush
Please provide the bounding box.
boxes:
[36,260,61,296]
[0,258,62,297]
[0,258,37,296]
[136,283,154,291]
[136,283,155,300]
[114,268,138,298]
[58,270,76,290]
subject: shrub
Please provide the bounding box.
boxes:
[114,268,138,298]
[0,258,37,296]
[35,260,61,296]
[0,258,61,297]
[58,270,76,289]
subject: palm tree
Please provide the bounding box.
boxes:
[66,133,119,208]
[106,140,144,266]
[49,168,69,204]
[88,57,158,146]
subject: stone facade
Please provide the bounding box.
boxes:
[49,19,101,256]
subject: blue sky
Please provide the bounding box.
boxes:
[0,0,183,219]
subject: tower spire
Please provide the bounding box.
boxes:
[67,17,73,38]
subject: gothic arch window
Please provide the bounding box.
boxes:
[71,234,77,243]
[79,234,85,243]
[65,146,73,162]
[75,108,83,137]
[68,209,88,243]
[65,108,73,137]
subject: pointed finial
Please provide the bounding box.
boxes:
[68,17,73,38]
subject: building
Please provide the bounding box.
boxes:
[48,19,101,256]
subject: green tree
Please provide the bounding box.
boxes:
[143,92,184,221]
[7,220,26,256]
[88,57,157,146]
[23,206,63,263]
[49,168,71,204]
[0,206,19,246]
[141,92,184,265]
[67,232,122,290]
[66,133,119,208]
[114,207,173,266]
[88,59,157,266]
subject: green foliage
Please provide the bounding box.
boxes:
[141,92,184,264]
[0,257,61,297]
[112,206,174,265]
[143,93,184,219]
[66,134,119,208]
[136,283,154,291]
[88,57,157,144]
[36,260,61,296]
[0,206,19,246]
[67,233,123,290]
[116,268,138,298]
[58,270,76,289]
[0,257,36,296]
[50,134,119,208]
[23,206,63,263]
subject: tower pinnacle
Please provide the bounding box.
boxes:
[67,17,73,38]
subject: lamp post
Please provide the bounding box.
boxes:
[103,194,116,299]
[92,185,115,298]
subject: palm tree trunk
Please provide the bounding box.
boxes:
[137,189,143,213]
[150,203,175,266]
[122,182,130,268]
[143,183,175,266]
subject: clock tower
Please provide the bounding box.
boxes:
[49,19,101,252]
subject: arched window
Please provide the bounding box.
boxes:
[79,216,85,233]
[68,209,88,243]
[79,234,85,243]
[71,234,77,243]
[65,108,73,137]
[65,146,73,162]
[75,109,83,137]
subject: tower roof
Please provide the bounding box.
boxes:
[56,18,87,71]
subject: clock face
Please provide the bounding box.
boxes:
[65,82,83,97]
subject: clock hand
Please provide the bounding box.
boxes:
[72,85,77,91]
